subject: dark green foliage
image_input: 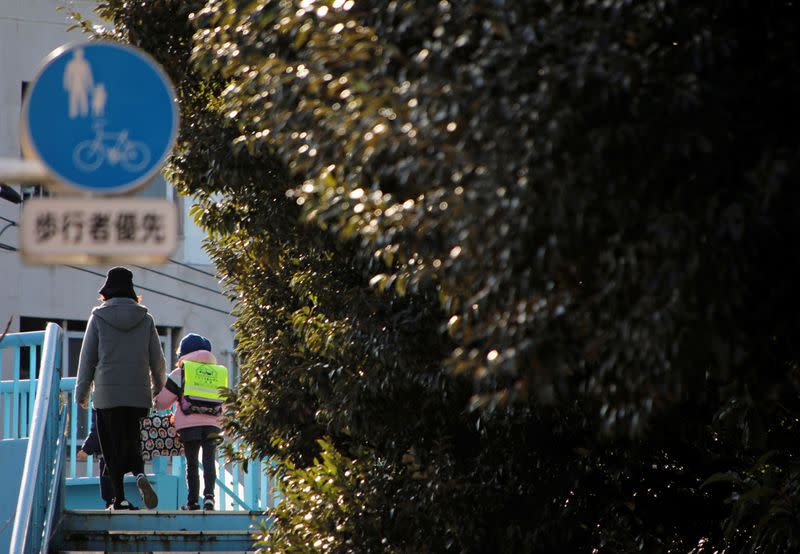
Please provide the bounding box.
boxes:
[87,0,800,552]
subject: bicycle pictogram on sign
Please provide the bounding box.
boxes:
[73,122,150,172]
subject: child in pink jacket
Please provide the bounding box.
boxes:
[155,333,222,510]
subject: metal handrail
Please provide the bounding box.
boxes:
[214,474,252,510]
[41,408,69,553]
[0,331,45,348]
[9,322,63,553]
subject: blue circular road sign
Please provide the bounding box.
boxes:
[21,42,179,195]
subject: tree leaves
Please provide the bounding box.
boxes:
[92,0,800,551]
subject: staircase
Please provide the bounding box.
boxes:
[53,509,267,553]
[1,324,276,553]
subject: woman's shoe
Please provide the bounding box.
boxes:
[181,502,201,511]
[110,499,139,510]
[136,473,158,509]
[203,495,215,510]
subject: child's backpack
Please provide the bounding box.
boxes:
[179,360,228,416]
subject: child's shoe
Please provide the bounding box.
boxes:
[203,495,215,511]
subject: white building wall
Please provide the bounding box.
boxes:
[0,1,236,374]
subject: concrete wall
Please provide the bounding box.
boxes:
[0,438,28,551]
[0,1,236,371]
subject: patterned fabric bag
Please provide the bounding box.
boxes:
[140,412,183,460]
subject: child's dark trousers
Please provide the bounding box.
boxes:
[179,425,220,505]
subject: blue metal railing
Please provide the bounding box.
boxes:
[1,326,280,513]
[3,323,66,554]
[60,383,279,511]
[0,331,42,440]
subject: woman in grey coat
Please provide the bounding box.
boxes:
[75,267,166,510]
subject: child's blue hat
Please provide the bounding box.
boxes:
[177,333,212,358]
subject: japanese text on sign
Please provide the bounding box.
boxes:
[34,210,166,245]
[20,197,177,265]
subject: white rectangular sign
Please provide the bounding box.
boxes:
[20,197,177,265]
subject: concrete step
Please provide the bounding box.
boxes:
[54,510,269,553]
[55,529,257,552]
[59,509,269,532]
[56,550,256,554]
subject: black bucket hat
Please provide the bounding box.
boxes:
[99,266,138,301]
